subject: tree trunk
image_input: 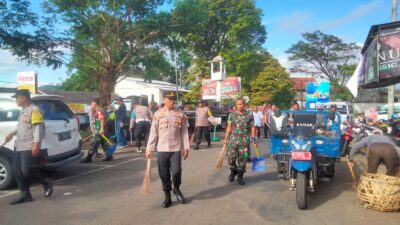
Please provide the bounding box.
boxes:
[99,68,116,107]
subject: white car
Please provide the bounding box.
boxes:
[322,101,354,123]
[0,94,83,190]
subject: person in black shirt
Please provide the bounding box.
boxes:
[113,97,127,148]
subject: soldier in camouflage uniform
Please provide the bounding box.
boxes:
[223,98,257,185]
[81,98,113,163]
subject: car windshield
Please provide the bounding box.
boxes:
[33,99,74,120]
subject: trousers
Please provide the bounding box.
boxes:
[195,126,210,145]
[89,134,110,156]
[134,121,151,148]
[264,124,270,138]
[115,119,127,147]
[367,143,400,176]
[157,151,182,191]
[12,150,50,194]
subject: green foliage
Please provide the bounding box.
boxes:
[173,0,267,99]
[59,72,98,92]
[330,64,357,101]
[286,30,360,86]
[249,53,295,109]
[0,0,63,68]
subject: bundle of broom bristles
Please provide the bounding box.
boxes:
[215,144,227,170]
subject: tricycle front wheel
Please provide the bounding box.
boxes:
[296,171,307,210]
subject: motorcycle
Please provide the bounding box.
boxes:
[271,111,341,209]
[340,123,353,157]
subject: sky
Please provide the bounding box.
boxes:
[0,0,395,85]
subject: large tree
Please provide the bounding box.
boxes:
[45,0,172,105]
[285,30,360,87]
[174,0,267,99]
[249,53,295,108]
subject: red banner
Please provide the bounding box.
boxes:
[202,77,241,100]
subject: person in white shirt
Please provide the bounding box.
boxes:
[252,107,263,139]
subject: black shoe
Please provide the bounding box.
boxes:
[194,144,199,150]
[44,183,53,198]
[208,143,211,148]
[173,188,186,204]
[9,194,33,205]
[102,156,114,161]
[80,154,92,163]
[237,172,245,186]
[161,191,172,208]
[228,169,237,182]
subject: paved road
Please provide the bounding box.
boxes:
[0,136,399,225]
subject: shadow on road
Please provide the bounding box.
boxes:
[187,171,279,203]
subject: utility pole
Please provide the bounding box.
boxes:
[388,0,397,118]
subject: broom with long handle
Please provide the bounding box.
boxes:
[215,144,227,170]
[346,157,357,184]
[142,158,152,195]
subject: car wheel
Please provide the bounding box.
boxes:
[0,156,14,190]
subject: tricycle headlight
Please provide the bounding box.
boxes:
[291,140,300,150]
[301,141,312,150]
[282,139,288,144]
[316,140,324,145]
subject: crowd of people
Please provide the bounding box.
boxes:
[3,89,400,207]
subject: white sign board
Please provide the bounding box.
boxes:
[17,71,37,94]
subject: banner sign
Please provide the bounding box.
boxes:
[68,103,85,114]
[17,71,37,94]
[202,77,241,100]
[202,79,217,100]
[305,81,330,110]
[360,22,400,88]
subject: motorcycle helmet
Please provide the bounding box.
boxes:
[391,114,399,120]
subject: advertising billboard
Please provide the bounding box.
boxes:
[305,81,330,110]
[202,77,241,100]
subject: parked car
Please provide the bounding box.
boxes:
[377,103,400,120]
[321,101,354,123]
[0,94,83,190]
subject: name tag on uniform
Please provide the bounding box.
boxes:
[160,117,168,128]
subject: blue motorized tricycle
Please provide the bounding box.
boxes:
[270,110,341,209]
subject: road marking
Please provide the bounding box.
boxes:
[53,157,143,184]
[0,156,144,199]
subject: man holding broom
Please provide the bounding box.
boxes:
[146,92,190,208]
[223,98,257,185]
[81,98,113,163]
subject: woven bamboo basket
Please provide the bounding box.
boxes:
[357,173,400,212]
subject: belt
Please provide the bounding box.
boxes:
[136,119,150,122]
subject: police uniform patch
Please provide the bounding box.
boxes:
[31,109,44,124]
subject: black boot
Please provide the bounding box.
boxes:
[102,155,114,161]
[195,144,199,150]
[208,142,211,148]
[173,188,186,204]
[80,152,93,163]
[228,168,237,182]
[10,190,33,205]
[237,171,245,185]
[161,191,172,208]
